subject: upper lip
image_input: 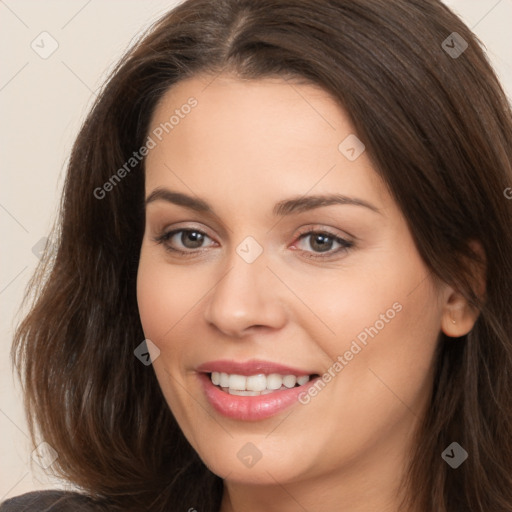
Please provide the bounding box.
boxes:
[196,359,315,376]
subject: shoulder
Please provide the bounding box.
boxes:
[0,490,106,511]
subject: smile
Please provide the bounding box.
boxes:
[196,360,320,420]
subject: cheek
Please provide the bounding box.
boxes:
[279,254,420,357]
[312,253,441,433]
[136,249,202,341]
[301,238,442,396]
[136,260,171,340]
[314,231,442,358]
[136,251,200,427]
[366,278,442,395]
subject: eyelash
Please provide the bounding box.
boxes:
[153,227,354,260]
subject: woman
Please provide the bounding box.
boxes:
[3,0,512,511]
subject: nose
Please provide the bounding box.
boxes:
[203,253,288,338]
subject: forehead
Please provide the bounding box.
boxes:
[144,74,391,216]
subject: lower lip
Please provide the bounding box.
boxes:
[198,373,318,421]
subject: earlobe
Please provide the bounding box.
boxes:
[440,240,486,338]
[440,294,479,337]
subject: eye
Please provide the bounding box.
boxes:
[153,226,353,259]
[292,230,353,259]
[154,228,216,254]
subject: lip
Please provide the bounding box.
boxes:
[196,359,319,421]
[196,359,314,376]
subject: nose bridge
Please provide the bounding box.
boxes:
[203,241,287,336]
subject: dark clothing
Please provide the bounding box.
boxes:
[0,491,105,511]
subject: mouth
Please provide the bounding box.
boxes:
[196,360,320,421]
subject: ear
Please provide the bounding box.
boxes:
[440,240,486,338]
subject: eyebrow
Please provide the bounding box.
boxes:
[145,188,381,216]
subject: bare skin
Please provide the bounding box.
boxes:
[136,74,479,512]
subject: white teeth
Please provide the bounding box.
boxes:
[211,372,221,386]
[209,372,311,394]
[246,374,267,391]
[228,389,261,396]
[228,374,247,390]
[267,373,283,390]
[283,375,297,388]
[219,372,230,388]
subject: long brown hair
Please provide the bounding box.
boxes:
[12,0,512,510]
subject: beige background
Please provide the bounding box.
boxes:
[1,0,511,500]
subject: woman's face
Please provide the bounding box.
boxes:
[137,74,450,491]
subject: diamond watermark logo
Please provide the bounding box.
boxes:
[30,31,59,59]
[32,236,55,261]
[134,339,161,366]
[441,442,468,468]
[32,442,58,469]
[338,134,365,161]
[237,442,263,468]
[442,32,468,59]
[236,236,263,264]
